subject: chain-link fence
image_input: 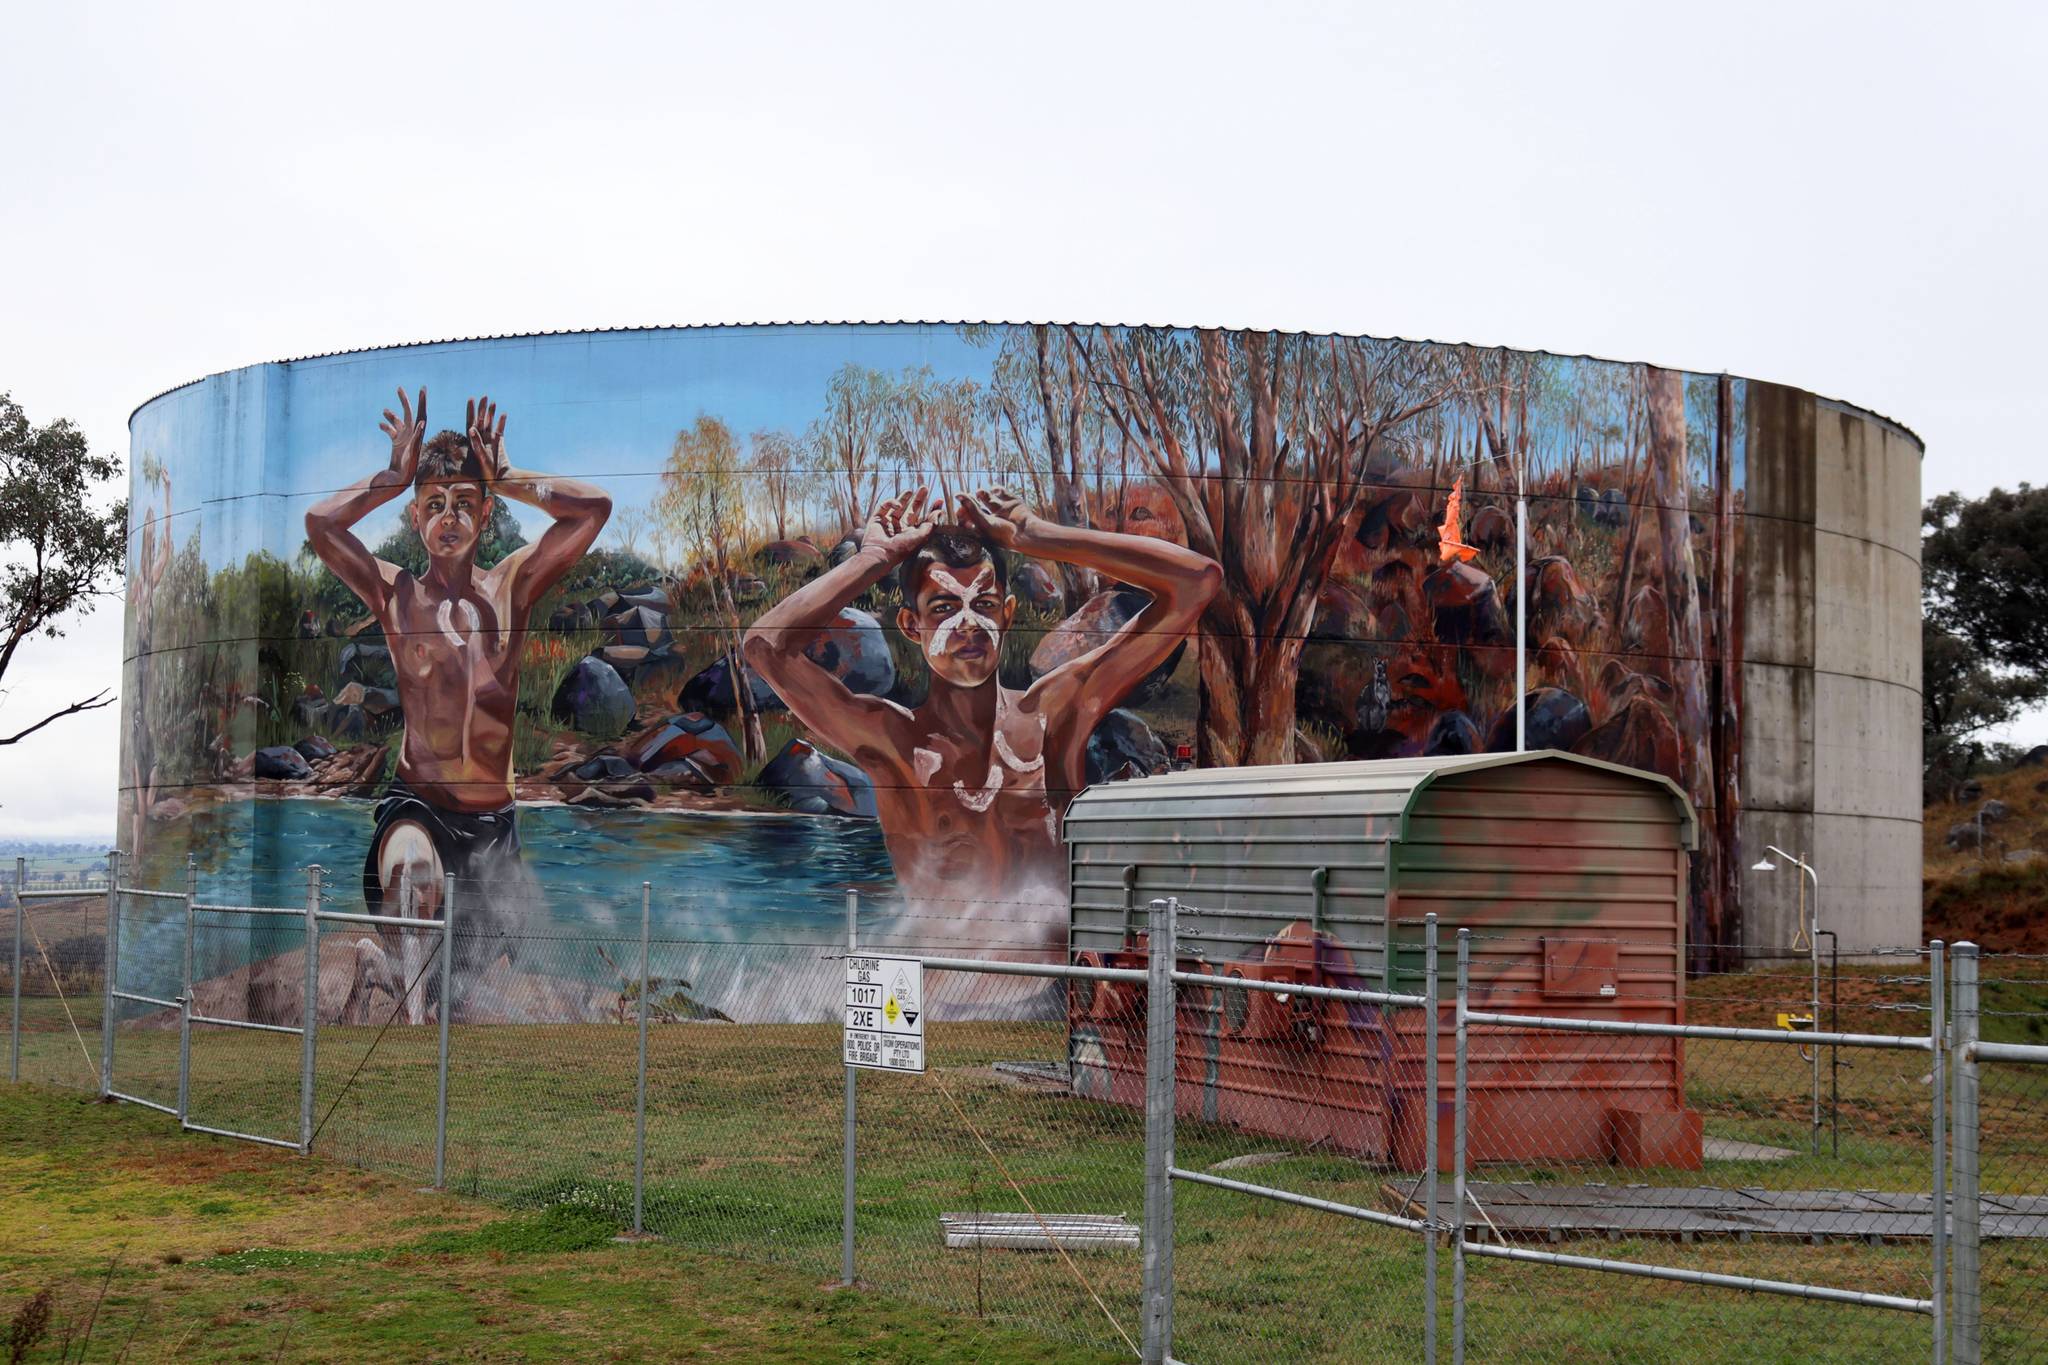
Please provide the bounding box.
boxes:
[9,856,2048,1363]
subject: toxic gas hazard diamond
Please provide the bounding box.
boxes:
[844,955,925,1073]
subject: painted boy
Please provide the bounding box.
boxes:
[744,487,1219,944]
[305,388,610,959]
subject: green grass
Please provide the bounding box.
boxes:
[8,997,2048,1362]
[0,1083,1117,1364]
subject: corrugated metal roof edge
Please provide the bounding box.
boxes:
[1068,750,1700,851]
[124,320,1922,448]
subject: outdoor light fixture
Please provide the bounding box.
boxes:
[1751,845,1823,1156]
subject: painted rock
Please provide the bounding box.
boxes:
[1423,710,1483,756]
[1086,709,1170,785]
[1422,562,1509,649]
[1485,688,1593,753]
[551,656,636,738]
[1012,562,1063,612]
[624,712,742,787]
[1572,695,1681,780]
[1031,590,1184,704]
[757,539,826,568]
[253,745,313,780]
[757,738,877,818]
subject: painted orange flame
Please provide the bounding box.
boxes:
[1437,476,1480,564]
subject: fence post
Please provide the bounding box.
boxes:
[1452,928,1470,1365]
[841,887,858,1287]
[434,872,454,1191]
[634,879,650,1236]
[177,854,195,1126]
[1140,895,1178,1365]
[1424,913,1440,1365]
[1931,940,1946,1364]
[11,856,22,1084]
[301,866,321,1154]
[101,850,119,1099]
[1951,942,1980,1365]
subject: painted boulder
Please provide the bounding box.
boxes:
[757,738,878,818]
[1085,709,1170,785]
[1485,688,1593,753]
[1031,590,1185,704]
[551,656,636,738]
[624,712,742,787]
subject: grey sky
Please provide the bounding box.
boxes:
[3,1,2042,841]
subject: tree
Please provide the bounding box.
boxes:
[0,393,127,745]
[807,365,893,538]
[1924,484,2048,673]
[985,326,1106,602]
[748,428,810,542]
[1074,327,1456,765]
[660,415,765,762]
[1923,618,2048,800]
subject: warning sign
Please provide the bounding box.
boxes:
[844,955,925,1073]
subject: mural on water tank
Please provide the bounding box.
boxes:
[119,324,1748,1021]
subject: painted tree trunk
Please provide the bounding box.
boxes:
[1645,367,1721,963]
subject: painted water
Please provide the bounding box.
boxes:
[120,798,912,1021]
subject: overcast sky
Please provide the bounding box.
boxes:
[3,1,2043,842]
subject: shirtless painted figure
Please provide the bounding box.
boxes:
[305,388,609,1005]
[744,487,1219,944]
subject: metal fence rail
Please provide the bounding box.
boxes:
[9,854,2048,1364]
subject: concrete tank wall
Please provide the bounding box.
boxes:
[1740,388,1923,959]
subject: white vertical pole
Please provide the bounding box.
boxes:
[1952,942,1981,1365]
[1931,940,1947,1364]
[634,880,650,1235]
[434,871,453,1190]
[1140,896,1179,1365]
[300,866,321,1154]
[1453,928,1470,1364]
[1514,486,1527,753]
[1424,913,1440,1364]
[10,856,22,1083]
[841,888,858,1287]
[177,854,194,1125]
[101,850,119,1099]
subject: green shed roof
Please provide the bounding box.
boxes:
[1065,749,1699,851]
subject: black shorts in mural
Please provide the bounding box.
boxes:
[360,777,522,915]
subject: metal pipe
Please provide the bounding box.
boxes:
[434,871,453,1191]
[191,903,304,917]
[1171,970,1427,1010]
[1424,913,1440,1364]
[1822,928,1840,1158]
[313,907,444,931]
[11,856,22,1083]
[1514,488,1527,753]
[187,1013,303,1036]
[1952,942,1980,1364]
[177,855,194,1126]
[1169,1167,1428,1234]
[183,1122,305,1152]
[110,990,179,1010]
[1140,897,1178,1365]
[101,850,119,1099]
[113,887,185,900]
[1931,940,1947,1364]
[300,865,321,1155]
[1453,929,1470,1365]
[108,1089,176,1116]
[1461,1010,1931,1052]
[910,955,1147,985]
[1972,1040,2048,1065]
[841,887,857,1286]
[1461,1241,1934,1315]
[635,880,650,1236]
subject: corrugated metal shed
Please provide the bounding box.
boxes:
[1064,750,1703,1169]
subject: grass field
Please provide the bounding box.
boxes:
[0,1083,1121,1364]
[7,950,2048,1362]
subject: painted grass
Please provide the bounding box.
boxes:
[9,1000,2048,1361]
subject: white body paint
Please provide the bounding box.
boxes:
[924,564,1003,660]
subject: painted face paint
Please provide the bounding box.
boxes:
[913,747,943,786]
[924,564,1002,662]
[953,762,1004,812]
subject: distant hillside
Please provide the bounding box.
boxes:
[1923,759,2048,954]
